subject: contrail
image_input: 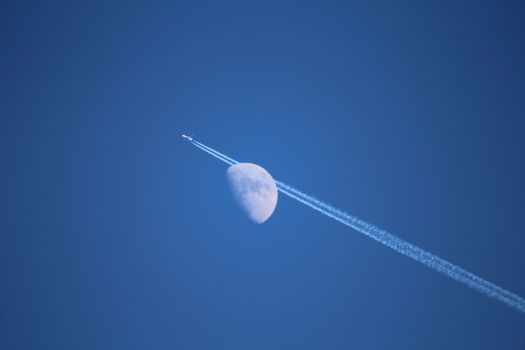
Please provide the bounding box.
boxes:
[192,140,239,165]
[276,181,525,313]
[191,141,236,165]
[187,138,525,314]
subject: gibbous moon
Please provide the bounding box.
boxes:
[226,163,278,224]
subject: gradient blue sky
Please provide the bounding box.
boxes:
[1,1,525,349]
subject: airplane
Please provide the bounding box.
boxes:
[182,134,193,141]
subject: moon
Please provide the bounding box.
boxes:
[226,163,278,224]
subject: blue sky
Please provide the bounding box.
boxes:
[1,1,525,349]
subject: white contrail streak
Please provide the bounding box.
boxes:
[192,140,239,165]
[187,138,525,314]
[191,141,236,165]
[276,181,525,313]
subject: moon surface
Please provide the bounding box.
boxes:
[226,163,278,223]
